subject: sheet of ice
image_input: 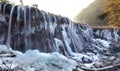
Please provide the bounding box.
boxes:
[49,23,57,35]
[101,30,113,40]
[61,24,73,55]
[0,45,77,71]
[93,39,110,48]
[113,29,119,42]
[54,38,63,52]
[71,53,93,64]
[13,50,77,71]
[0,45,12,53]
[86,53,100,61]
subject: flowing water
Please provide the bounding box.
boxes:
[6,5,16,48]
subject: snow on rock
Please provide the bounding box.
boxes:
[0,45,22,56]
[0,45,89,71]
[54,38,63,52]
[0,45,12,53]
[14,50,77,71]
[0,43,119,71]
[93,39,110,48]
[71,53,93,64]
[0,45,77,71]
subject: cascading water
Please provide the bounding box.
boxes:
[14,5,21,50]
[3,3,7,15]
[28,7,32,49]
[6,5,16,48]
[0,3,120,70]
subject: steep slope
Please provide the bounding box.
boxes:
[74,0,108,26]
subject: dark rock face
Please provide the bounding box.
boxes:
[0,3,90,54]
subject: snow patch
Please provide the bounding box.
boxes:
[14,50,77,71]
[93,39,110,48]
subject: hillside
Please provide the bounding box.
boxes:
[74,0,108,26]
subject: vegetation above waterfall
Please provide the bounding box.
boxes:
[0,0,9,3]
[75,0,120,27]
[74,0,108,26]
[102,0,120,27]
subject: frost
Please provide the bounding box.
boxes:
[93,39,110,48]
[13,50,77,71]
[0,14,5,22]
[0,45,12,53]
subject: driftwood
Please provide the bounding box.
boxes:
[78,64,120,71]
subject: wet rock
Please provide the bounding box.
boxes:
[82,56,93,63]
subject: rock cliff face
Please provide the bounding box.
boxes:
[0,3,120,69]
[0,3,93,53]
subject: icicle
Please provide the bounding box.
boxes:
[23,6,28,49]
[35,8,38,19]
[6,5,16,48]
[17,6,21,23]
[67,22,84,52]
[61,24,73,55]
[48,14,57,35]
[41,12,47,30]
[28,7,32,49]
[14,5,21,50]
[113,29,119,42]
[3,3,7,15]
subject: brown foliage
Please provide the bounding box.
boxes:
[103,0,120,27]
